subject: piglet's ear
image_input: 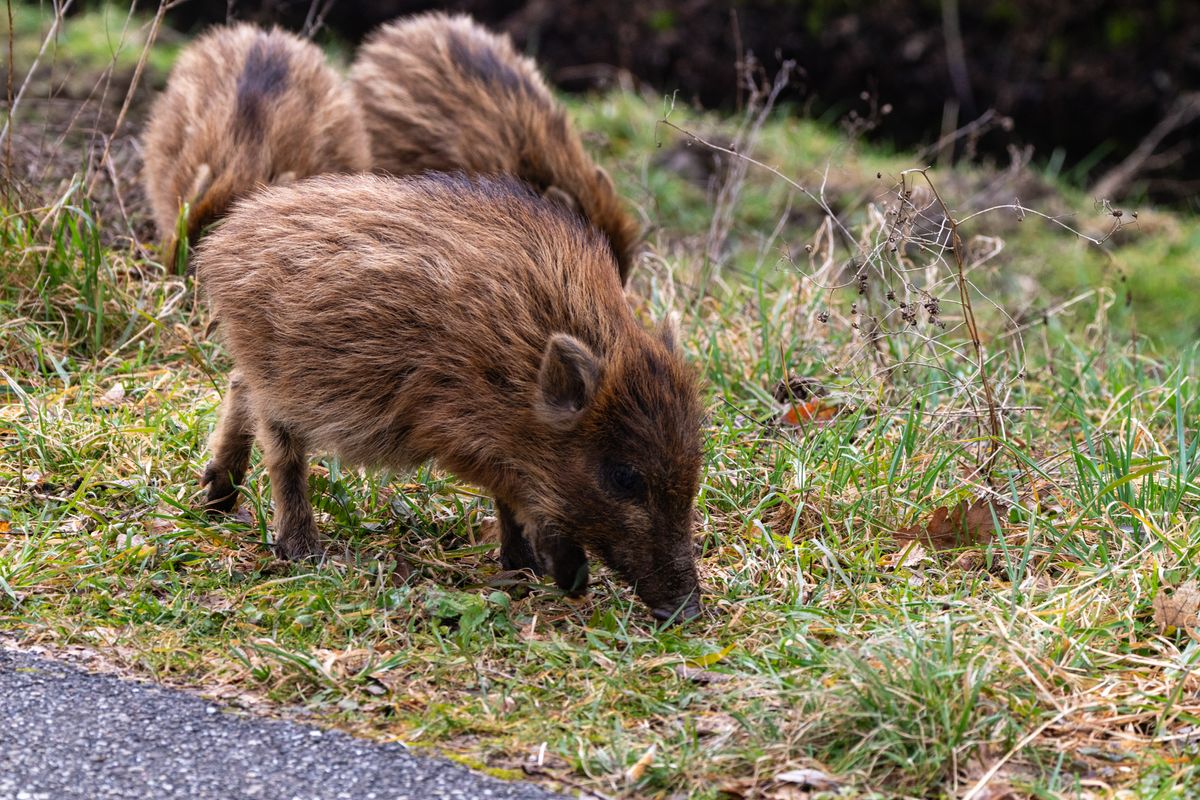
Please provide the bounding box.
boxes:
[595,166,615,193]
[538,334,600,425]
[658,312,681,354]
[185,163,213,206]
[543,185,580,214]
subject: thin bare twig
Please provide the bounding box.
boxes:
[4,0,14,191]
[1091,92,1200,201]
[657,107,858,254]
[86,0,168,196]
[0,0,75,151]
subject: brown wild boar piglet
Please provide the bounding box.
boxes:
[350,13,641,285]
[142,24,369,262]
[196,173,704,622]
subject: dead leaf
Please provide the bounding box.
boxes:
[970,782,1022,800]
[780,400,841,426]
[196,592,234,614]
[143,515,177,537]
[0,520,10,534]
[389,557,414,586]
[894,498,1007,550]
[95,382,126,408]
[625,743,656,783]
[1153,580,1200,639]
[478,516,500,542]
[893,541,930,569]
[368,669,407,695]
[718,767,846,799]
[952,550,986,571]
[763,501,823,540]
[694,713,738,737]
[775,767,843,791]
[675,664,735,685]
[717,778,755,799]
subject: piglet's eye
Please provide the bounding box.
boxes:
[605,463,646,498]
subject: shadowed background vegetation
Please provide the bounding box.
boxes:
[50,0,1200,206]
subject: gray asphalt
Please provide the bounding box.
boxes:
[0,649,568,800]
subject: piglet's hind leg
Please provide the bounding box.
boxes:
[260,419,320,561]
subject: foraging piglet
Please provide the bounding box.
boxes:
[350,13,641,284]
[142,24,369,261]
[196,173,704,621]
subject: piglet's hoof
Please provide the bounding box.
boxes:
[500,535,543,575]
[272,525,322,562]
[545,538,589,598]
[199,464,240,513]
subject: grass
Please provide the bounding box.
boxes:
[3,8,1200,799]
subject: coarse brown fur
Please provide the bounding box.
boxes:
[142,24,370,262]
[350,13,642,284]
[195,173,704,621]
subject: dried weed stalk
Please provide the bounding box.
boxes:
[658,62,1138,494]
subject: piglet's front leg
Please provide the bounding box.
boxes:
[537,526,589,597]
[497,502,588,597]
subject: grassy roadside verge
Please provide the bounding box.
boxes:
[3,10,1200,798]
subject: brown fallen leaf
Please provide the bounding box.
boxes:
[196,591,234,614]
[780,400,841,426]
[694,713,738,737]
[389,557,414,586]
[717,778,756,799]
[894,498,1007,550]
[625,743,656,783]
[763,501,823,540]
[1152,580,1200,640]
[952,549,986,571]
[477,516,500,542]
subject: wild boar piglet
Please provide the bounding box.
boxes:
[196,173,704,622]
[351,12,641,284]
[142,23,369,260]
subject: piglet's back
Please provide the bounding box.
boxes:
[351,13,641,284]
[195,173,630,466]
[142,24,369,245]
